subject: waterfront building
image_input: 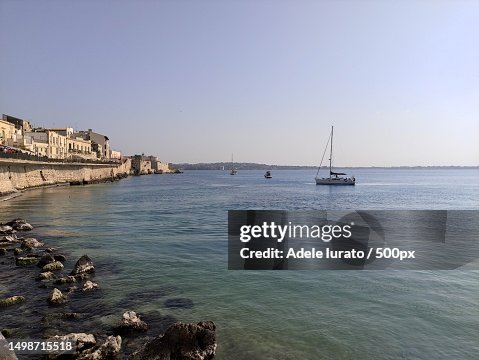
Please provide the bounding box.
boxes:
[110,150,122,160]
[75,129,110,159]
[2,114,32,133]
[0,120,15,145]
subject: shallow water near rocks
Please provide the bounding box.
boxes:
[1,169,479,359]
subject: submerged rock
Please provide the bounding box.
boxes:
[0,296,25,308]
[82,280,99,292]
[21,238,44,249]
[43,261,64,272]
[129,321,216,360]
[55,276,77,285]
[48,288,67,305]
[0,248,6,256]
[165,298,194,309]
[71,255,95,276]
[77,335,121,360]
[115,311,148,334]
[16,256,39,266]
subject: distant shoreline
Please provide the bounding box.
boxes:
[172,163,479,171]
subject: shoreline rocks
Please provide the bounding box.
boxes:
[0,218,218,359]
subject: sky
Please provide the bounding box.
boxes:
[0,0,478,166]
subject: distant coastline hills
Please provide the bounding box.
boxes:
[171,163,478,170]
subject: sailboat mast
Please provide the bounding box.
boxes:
[329,126,333,179]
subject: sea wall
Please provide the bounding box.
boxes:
[0,158,131,195]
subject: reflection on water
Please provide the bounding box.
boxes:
[1,169,479,359]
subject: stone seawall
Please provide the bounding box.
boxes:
[0,158,131,196]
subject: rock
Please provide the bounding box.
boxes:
[13,248,23,255]
[48,333,96,353]
[0,234,17,242]
[0,296,25,308]
[54,276,77,285]
[45,248,56,253]
[53,254,67,262]
[21,238,44,249]
[115,311,148,334]
[37,271,56,281]
[61,312,83,320]
[77,335,121,360]
[71,255,95,275]
[0,225,14,235]
[0,332,18,360]
[16,256,39,266]
[129,321,216,360]
[43,261,64,272]
[6,219,33,231]
[48,288,67,305]
[82,280,99,292]
[67,286,78,293]
[38,253,56,267]
[165,298,194,309]
[1,328,13,338]
[0,248,6,255]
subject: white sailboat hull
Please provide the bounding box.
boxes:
[315,177,355,185]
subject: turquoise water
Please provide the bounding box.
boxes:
[1,169,479,359]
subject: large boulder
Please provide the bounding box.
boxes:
[48,288,67,305]
[129,321,216,360]
[115,311,147,334]
[77,335,122,360]
[71,255,95,276]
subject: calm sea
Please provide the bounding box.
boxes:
[1,169,478,359]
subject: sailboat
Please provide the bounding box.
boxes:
[230,153,237,175]
[315,126,355,185]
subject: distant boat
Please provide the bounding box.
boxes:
[230,153,237,175]
[315,126,355,185]
[264,170,272,179]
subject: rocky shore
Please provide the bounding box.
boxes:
[0,219,216,360]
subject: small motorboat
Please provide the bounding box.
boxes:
[264,170,272,179]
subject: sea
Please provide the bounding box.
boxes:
[1,168,478,360]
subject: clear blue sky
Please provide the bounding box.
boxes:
[1,0,478,166]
